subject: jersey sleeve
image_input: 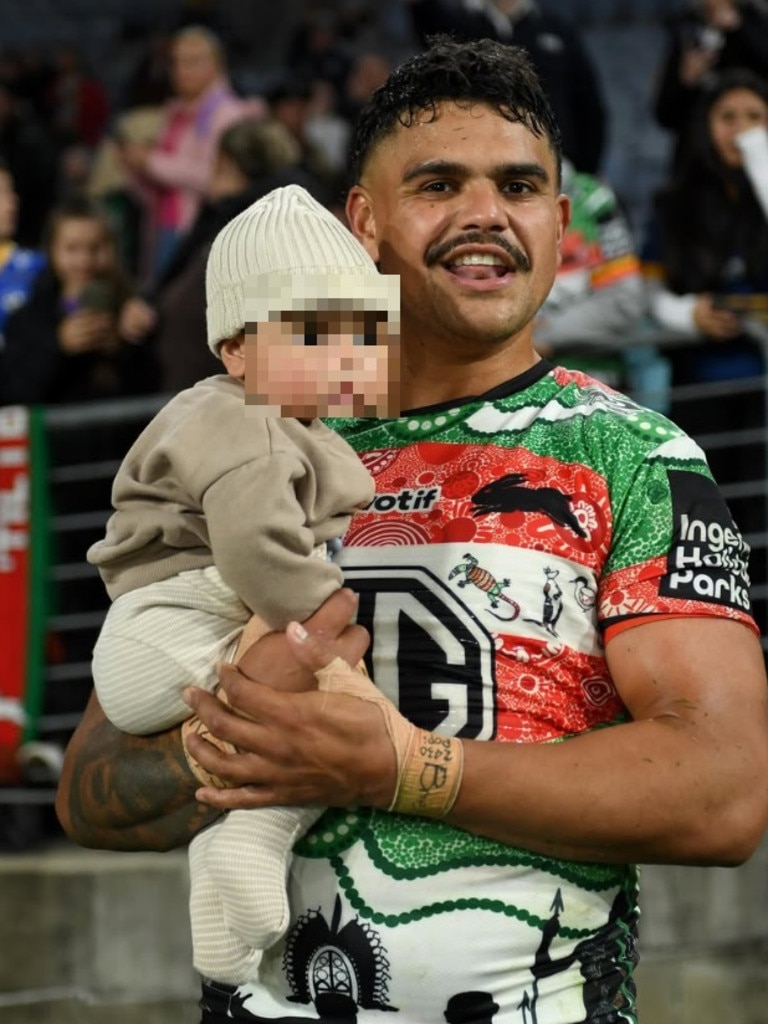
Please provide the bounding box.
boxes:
[598,441,756,636]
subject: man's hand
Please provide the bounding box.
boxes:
[182,605,398,813]
[693,293,742,339]
[56,589,379,851]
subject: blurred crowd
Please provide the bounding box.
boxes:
[0,0,767,427]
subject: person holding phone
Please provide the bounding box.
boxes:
[654,0,768,166]
[0,194,156,405]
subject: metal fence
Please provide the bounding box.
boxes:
[1,369,765,847]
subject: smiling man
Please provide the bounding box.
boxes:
[57,38,768,1024]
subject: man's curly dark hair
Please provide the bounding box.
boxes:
[348,35,563,186]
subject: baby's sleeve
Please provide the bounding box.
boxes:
[203,452,345,629]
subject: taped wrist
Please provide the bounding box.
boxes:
[314,656,463,818]
[388,726,464,818]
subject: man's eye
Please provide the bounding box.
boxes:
[422,181,452,193]
[302,330,318,346]
[502,181,534,195]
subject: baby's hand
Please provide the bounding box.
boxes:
[235,589,369,694]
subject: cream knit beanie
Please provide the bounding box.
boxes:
[206,184,399,354]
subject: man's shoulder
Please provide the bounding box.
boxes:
[492,366,698,456]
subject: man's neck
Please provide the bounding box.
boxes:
[398,335,541,411]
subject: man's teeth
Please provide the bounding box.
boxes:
[452,253,507,267]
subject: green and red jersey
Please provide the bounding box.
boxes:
[207,363,753,1024]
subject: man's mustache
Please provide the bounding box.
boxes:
[425,231,531,272]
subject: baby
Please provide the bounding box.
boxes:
[87,184,400,982]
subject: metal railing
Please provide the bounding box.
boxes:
[1,366,765,844]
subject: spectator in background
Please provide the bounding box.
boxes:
[0,80,58,248]
[267,76,340,205]
[47,46,110,153]
[0,160,46,347]
[404,0,607,174]
[47,47,112,199]
[87,106,165,279]
[120,31,174,110]
[654,0,768,166]
[642,68,768,534]
[0,196,155,406]
[337,51,392,128]
[118,25,266,285]
[533,158,649,393]
[289,53,393,183]
[284,3,355,98]
[4,47,56,125]
[120,117,329,393]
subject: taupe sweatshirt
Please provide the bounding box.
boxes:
[87,374,374,628]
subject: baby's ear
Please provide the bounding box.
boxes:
[219,331,246,379]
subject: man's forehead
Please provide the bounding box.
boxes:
[365,100,550,171]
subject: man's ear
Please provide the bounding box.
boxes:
[219,332,246,379]
[346,185,379,263]
[555,193,571,270]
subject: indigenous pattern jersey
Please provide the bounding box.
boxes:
[203,365,754,1024]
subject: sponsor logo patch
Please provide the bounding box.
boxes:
[660,470,751,611]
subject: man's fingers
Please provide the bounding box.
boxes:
[194,784,274,811]
[286,621,344,672]
[184,676,277,746]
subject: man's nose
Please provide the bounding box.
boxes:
[457,180,508,232]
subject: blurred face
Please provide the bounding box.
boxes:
[0,170,18,242]
[171,34,220,101]
[223,311,400,417]
[346,102,568,358]
[709,87,768,167]
[49,216,109,295]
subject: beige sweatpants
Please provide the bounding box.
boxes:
[91,566,322,982]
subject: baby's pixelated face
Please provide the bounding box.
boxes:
[242,308,400,418]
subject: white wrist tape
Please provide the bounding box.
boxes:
[315,656,463,817]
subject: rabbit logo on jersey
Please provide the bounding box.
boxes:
[660,470,751,611]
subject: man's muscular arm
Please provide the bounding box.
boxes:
[184,615,768,867]
[55,689,214,851]
[55,588,368,852]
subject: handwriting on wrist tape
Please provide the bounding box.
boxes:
[389,727,464,817]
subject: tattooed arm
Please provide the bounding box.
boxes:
[55,688,217,851]
[55,588,369,852]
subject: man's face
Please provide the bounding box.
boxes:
[242,310,399,418]
[171,35,220,102]
[347,102,568,357]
